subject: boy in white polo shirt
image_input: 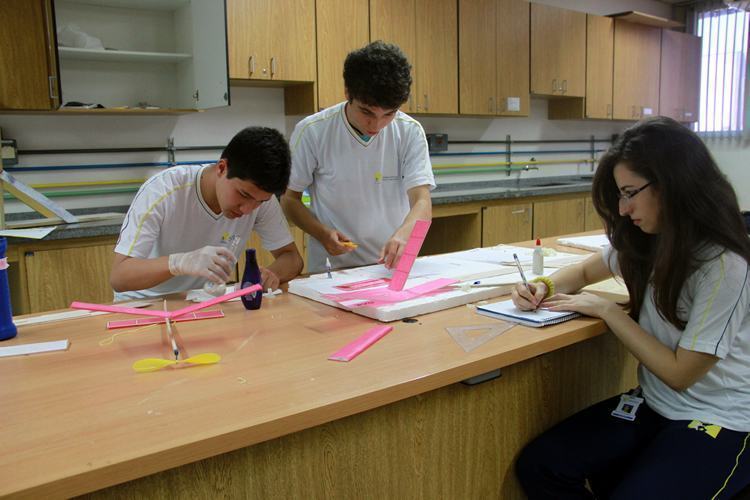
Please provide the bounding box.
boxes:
[111,127,303,300]
[281,41,435,273]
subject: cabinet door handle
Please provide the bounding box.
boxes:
[48,75,58,99]
[248,56,255,76]
[488,97,494,113]
[270,57,276,77]
[562,80,567,94]
[552,79,557,93]
[607,103,612,118]
[512,208,526,215]
[424,94,429,111]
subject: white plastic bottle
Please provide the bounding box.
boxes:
[532,238,544,276]
[203,234,243,296]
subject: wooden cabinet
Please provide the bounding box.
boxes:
[0,0,60,110]
[530,4,586,97]
[371,0,457,114]
[583,195,604,231]
[532,197,585,239]
[228,0,315,82]
[422,204,482,256]
[46,0,230,112]
[459,0,529,116]
[482,203,532,246]
[660,30,701,123]
[585,15,615,119]
[245,225,308,274]
[316,0,369,110]
[9,237,116,314]
[613,20,662,120]
[548,14,614,120]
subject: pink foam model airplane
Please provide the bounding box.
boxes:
[71,284,263,320]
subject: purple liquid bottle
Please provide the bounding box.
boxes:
[240,248,262,310]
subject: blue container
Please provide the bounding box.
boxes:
[240,248,262,310]
[0,237,18,341]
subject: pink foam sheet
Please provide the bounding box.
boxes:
[323,278,458,309]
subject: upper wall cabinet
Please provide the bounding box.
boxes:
[459,0,530,116]
[530,3,586,97]
[548,13,614,120]
[585,15,614,119]
[0,0,60,110]
[228,0,315,82]
[316,0,368,110]
[371,0,458,114]
[613,20,661,120]
[660,30,701,123]
[51,0,230,111]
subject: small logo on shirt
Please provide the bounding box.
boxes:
[688,420,722,438]
[375,170,401,183]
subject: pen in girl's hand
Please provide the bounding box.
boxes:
[513,253,537,308]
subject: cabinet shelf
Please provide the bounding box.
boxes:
[56,107,200,114]
[58,47,192,63]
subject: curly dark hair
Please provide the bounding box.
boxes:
[592,116,750,329]
[343,40,412,110]
[220,127,291,194]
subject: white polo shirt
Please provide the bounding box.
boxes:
[289,102,435,272]
[603,245,750,431]
[114,164,293,299]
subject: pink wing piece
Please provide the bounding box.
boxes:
[328,325,394,362]
[71,284,263,319]
[70,301,170,319]
[388,219,431,291]
[323,278,458,308]
[106,310,225,330]
[167,284,262,318]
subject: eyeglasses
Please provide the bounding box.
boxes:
[617,182,652,203]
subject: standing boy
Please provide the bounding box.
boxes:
[281,41,434,273]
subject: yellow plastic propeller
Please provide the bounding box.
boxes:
[132,353,222,373]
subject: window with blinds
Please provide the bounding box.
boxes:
[694,7,749,136]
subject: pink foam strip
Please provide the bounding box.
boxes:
[411,219,431,238]
[388,219,431,291]
[71,284,263,319]
[403,278,457,295]
[71,301,171,318]
[336,278,390,291]
[168,284,262,318]
[389,271,408,291]
[106,310,225,330]
[328,325,394,362]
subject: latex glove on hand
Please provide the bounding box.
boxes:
[168,245,236,284]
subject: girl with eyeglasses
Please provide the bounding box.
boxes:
[512,116,750,499]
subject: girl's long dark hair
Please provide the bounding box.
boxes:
[592,116,750,329]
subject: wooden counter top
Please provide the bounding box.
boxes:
[0,235,619,498]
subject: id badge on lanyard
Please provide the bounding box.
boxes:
[611,388,644,421]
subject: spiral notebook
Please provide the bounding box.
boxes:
[476,299,580,327]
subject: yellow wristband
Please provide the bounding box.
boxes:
[531,276,555,298]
